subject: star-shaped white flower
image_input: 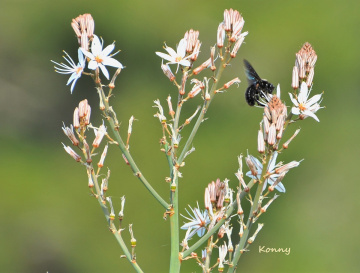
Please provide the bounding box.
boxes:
[246,152,286,193]
[81,34,123,80]
[289,82,322,122]
[181,202,210,239]
[156,38,193,72]
[52,48,85,93]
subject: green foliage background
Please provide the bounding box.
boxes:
[1,0,359,272]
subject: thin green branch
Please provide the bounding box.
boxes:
[96,83,169,210]
[88,165,144,273]
[178,53,230,164]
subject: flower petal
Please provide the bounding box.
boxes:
[298,82,308,103]
[164,46,177,58]
[88,60,98,70]
[306,94,322,107]
[177,38,187,58]
[289,93,299,107]
[102,43,115,57]
[91,35,103,56]
[156,52,174,62]
[98,63,109,79]
[274,182,286,192]
[102,57,123,68]
[302,109,320,122]
[291,107,300,115]
[179,59,191,67]
[81,48,94,60]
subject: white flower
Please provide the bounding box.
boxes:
[156,38,193,72]
[181,202,210,239]
[246,152,285,193]
[52,48,85,93]
[81,34,123,80]
[289,82,322,122]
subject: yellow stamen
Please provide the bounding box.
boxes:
[299,103,306,111]
[95,55,103,63]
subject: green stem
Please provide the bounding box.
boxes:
[89,167,144,273]
[228,153,273,272]
[97,84,169,210]
[178,53,229,164]
[169,174,181,273]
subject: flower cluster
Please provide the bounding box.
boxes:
[52,14,124,93]
[289,43,323,122]
[54,9,325,273]
[178,28,323,273]
[260,89,287,150]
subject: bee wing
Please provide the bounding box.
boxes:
[243,59,261,85]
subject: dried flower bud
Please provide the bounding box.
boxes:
[258,127,265,153]
[83,139,92,163]
[224,77,241,89]
[191,40,201,61]
[185,106,200,124]
[118,195,126,220]
[193,58,211,75]
[275,160,302,174]
[269,172,286,192]
[100,178,108,195]
[62,143,81,162]
[208,181,216,203]
[78,99,91,125]
[98,144,108,168]
[247,223,264,244]
[188,84,202,99]
[230,17,245,42]
[62,123,79,146]
[267,123,276,145]
[204,187,211,210]
[71,14,94,50]
[217,22,225,48]
[230,32,247,58]
[106,197,115,220]
[263,114,270,134]
[283,128,300,149]
[292,66,299,90]
[92,122,107,148]
[236,192,243,215]
[261,194,279,212]
[210,46,216,71]
[223,9,232,31]
[179,71,188,96]
[161,62,175,81]
[245,155,258,177]
[73,107,80,129]
[306,67,314,87]
[88,176,94,188]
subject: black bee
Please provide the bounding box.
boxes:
[243,59,274,106]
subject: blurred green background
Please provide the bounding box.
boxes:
[1,0,359,272]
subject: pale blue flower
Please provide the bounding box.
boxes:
[181,202,210,239]
[52,48,85,93]
[246,152,286,193]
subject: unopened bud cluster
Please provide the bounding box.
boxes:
[292,42,317,89]
[71,14,95,51]
[260,95,287,151]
